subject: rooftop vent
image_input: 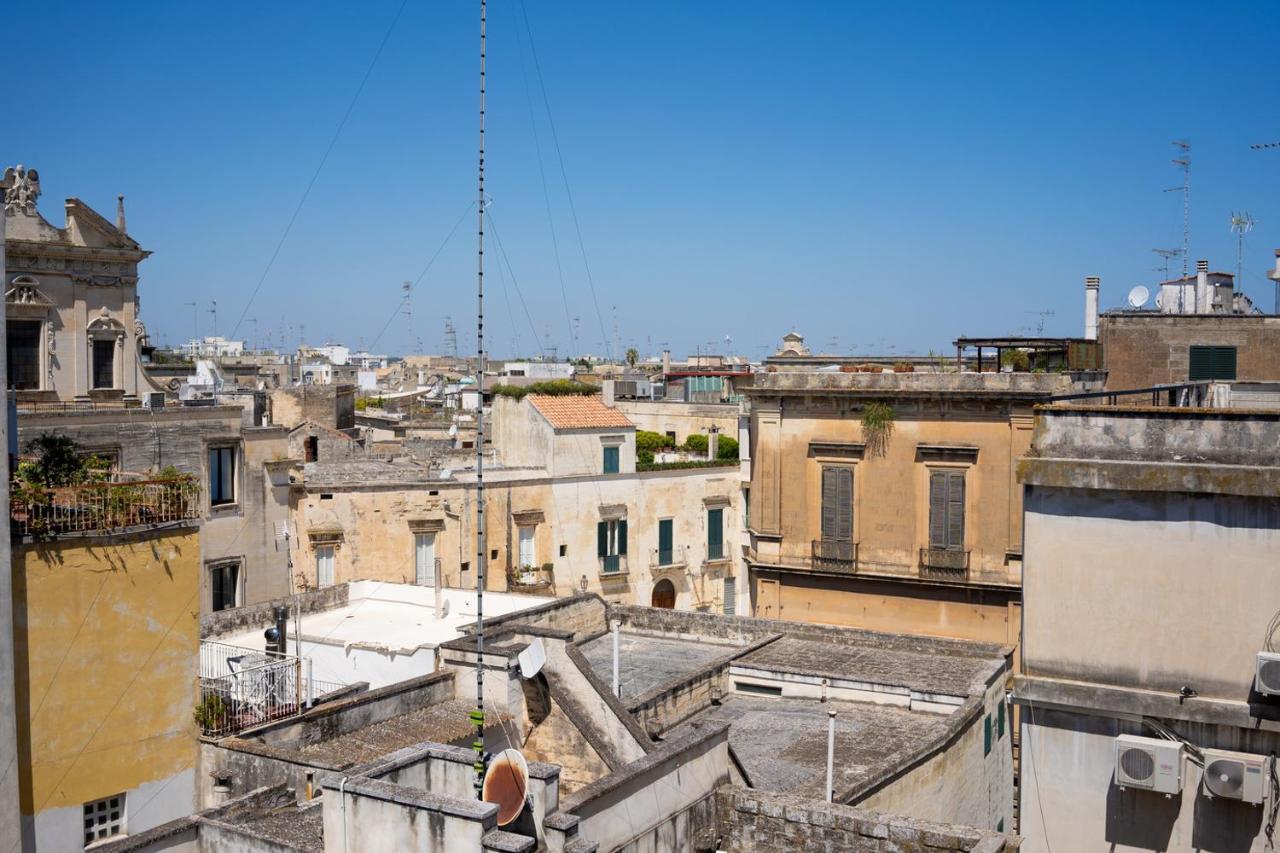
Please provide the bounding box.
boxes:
[1197,259,1209,273]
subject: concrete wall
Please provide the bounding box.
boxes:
[270,384,356,431]
[1022,486,1280,699]
[321,775,497,853]
[716,787,1016,853]
[1100,312,1280,390]
[610,399,738,446]
[0,206,19,853]
[1019,707,1279,853]
[12,526,201,850]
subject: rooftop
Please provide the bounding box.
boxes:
[578,632,745,699]
[750,370,1088,398]
[527,394,635,430]
[293,698,508,765]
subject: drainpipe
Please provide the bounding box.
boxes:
[826,709,836,803]
[339,776,350,852]
[612,620,621,698]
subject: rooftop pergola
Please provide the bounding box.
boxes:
[952,336,1094,372]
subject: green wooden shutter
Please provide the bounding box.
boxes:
[836,468,853,541]
[618,520,627,555]
[658,519,672,562]
[598,521,608,558]
[928,471,947,548]
[821,468,838,539]
[984,714,992,756]
[1190,345,1238,380]
[946,471,965,550]
[723,576,736,615]
[997,697,1005,738]
[708,508,723,558]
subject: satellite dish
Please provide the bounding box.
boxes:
[518,637,546,678]
[1154,291,1165,309]
[1204,757,1246,799]
[1127,286,1150,309]
[482,748,529,826]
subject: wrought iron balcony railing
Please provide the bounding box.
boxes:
[811,539,858,573]
[600,554,628,576]
[650,544,689,572]
[919,547,970,580]
[11,478,202,538]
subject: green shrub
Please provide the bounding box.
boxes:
[636,430,675,454]
[683,434,708,453]
[193,694,228,733]
[637,459,737,472]
[716,435,739,460]
[1001,349,1031,372]
[492,380,598,400]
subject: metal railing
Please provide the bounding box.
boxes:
[919,547,970,579]
[11,478,202,537]
[600,554,628,576]
[197,642,344,737]
[1046,381,1212,408]
[811,539,858,573]
[650,544,689,572]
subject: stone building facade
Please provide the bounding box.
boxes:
[1100,312,1280,390]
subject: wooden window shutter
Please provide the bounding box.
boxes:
[821,467,838,540]
[928,471,947,548]
[946,470,965,550]
[618,520,628,555]
[598,521,608,558]
[836,468,853,541]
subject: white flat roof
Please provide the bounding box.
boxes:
[220,581,553,654]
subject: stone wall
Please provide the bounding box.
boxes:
[200,582,349,638]
[1100,313,1280,390]
[270,384,356,431]
[715,787,1018,852]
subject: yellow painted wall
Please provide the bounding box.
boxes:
[13,526,200,817]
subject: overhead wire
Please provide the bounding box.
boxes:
[485,209,548,357]
[229,0,410,340]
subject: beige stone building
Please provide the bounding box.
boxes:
[290,393,744,613]
[744,370,1096,652]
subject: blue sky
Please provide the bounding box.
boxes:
[10,2,1280,359]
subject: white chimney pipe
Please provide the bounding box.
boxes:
[826,709,837,803]
[1195,260,1209,314]
[1084,277,1100,341]
[612,620,621,698]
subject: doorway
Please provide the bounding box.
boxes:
[651,578,676,609]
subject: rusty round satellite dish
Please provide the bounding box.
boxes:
[482,748,529,826]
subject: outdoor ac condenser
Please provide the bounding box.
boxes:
[1255,651,1280,696]
[1201,748,1270,805]
[1114,734,1183,794]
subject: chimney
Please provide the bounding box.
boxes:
[1084,276,1100,341]
[707,426,720,461]
[115,195,127,233]
[1195,259,1209,314]
[661,349,671,377]
[1267,250,1280,315]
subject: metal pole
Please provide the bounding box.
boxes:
[826,709,836,803]
[305,658,314,709]
[612,620,621,697]
[471,0,488,800]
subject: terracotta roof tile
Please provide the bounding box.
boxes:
[526,395,634,430]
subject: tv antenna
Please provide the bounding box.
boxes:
[401,281,413,355]
[209,300,218,338]
[1026,309,1055,336]
[443,316,458,358]
[1152,248,1182,282]
[1164,140,1191,306]
[1230,211,1254,288]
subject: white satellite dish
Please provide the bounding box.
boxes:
[517,637,546,678]
[1127,285,1150,309]
[1154,291,1165,309]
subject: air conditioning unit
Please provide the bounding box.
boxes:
[144,392,166,409]
[1201,748,1270,805]
[1255,651,1280,696]
[1114,734,1183,794]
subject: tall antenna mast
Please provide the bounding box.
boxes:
[444,316,458,358]
[1152,248,1182,283]
[1230,211,1254,288]
[402,281,413,355]
[209,300,218,339]
[471,0,489,800]
[1164,140,1191,308]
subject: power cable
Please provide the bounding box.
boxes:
[485,209,547,357]
[229,0,410,340]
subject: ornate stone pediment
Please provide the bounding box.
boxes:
[5,277,54,307]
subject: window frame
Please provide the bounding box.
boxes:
[517,525,536,569]
[316,545,336,588]
[707,507,725,561]
[91,337,117,391]
[1188,344,1238,381]
[927,467,967,552]
[597,518,628,573]
[6,317,43,391]
[208,444,238,508]
[414,532,437,587]
[657,518,674,566]
[208,559,242,613]
[819,465,855,543]
[602,444,620,474]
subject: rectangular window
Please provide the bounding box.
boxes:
[1189,345,1237,381]
[603,445,620,474]
[92,338,116,390]
[723,576,736,615]
[997,696,1005,738]
[517,526,535,568]
[820,467,854,541]
[928,470,966,551]
[983,714,992,756]
[657,518,673,565]
[83,793,125,847]
[209,446,236,506]
[597,519,627,573]
[415,533,436,586]
[209,561,240,612]
[7,319,41,390]
[316,545,335,588]
[707,508,724,560]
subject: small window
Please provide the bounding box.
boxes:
[997,819,1004,833]
[559,544,567,557]
[707,507,724,560]
[209,561,240,612]
[983,714,992,756]
[603,445,620,474]
[997,696,1005,738]
[665,430,677,445]
[209,446,236,506]
[83,793,125,847]
[723,576,736,615]
[1189,345,1237,381]
[461,560,470,573]
[490,548,498,561]
[92,338,116,390]
[735,681,782,697]
[316,545,335,588]
[7,319,41,391]
[304,436,318,463]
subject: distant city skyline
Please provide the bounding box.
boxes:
[11,1,1280,359]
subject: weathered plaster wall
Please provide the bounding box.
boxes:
[1101,313,1280,391]
[12,526,201,850]
[610,399,739,446]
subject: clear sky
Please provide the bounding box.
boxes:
[10,2,1280,360]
